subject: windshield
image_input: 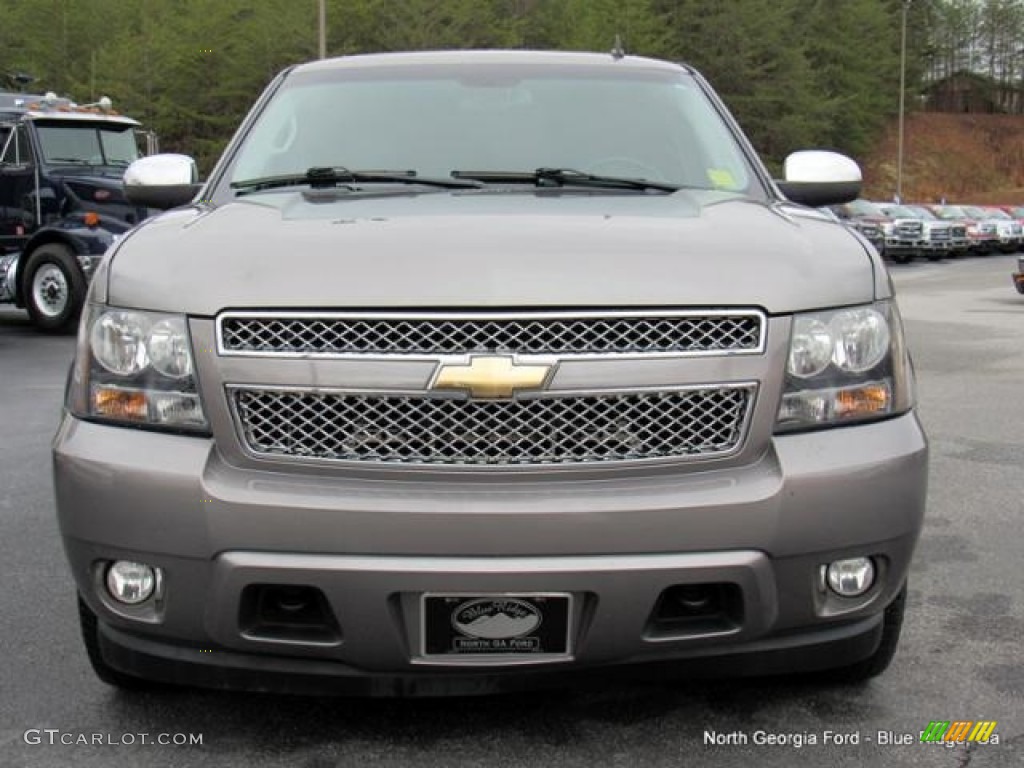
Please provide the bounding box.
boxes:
[227,64,758,195]
[882,205,918,218]
[35,121,141,167]
[982,208,1011,220]
[844,199,886,217]
[909,206,938,220]
[933,206,966,219]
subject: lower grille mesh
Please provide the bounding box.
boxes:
[232,386,753,466]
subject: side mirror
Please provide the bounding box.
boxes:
[776,150,862,207]
[124,154,201,209]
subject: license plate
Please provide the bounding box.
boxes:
[421,593,572,658]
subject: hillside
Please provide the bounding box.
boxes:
[860,113,1024,205]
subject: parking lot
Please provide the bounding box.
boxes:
[0,252,1021,768]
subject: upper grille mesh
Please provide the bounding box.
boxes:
[231,386,753,466]
[219,312,763,356]
[895,221,923,237]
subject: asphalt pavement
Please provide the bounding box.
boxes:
[0,252,1021,767]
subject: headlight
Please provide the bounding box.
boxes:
[775,300,913,432]
[829,308,890,372]
[147,318,193,378]
[788,317,832,378]
[68,305,208,432]
[90,310,151,376]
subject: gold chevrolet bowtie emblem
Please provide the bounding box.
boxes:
[433,356,553,399]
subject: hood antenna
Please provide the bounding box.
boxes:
[611,34,626,60]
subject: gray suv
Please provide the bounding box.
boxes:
[54,50,927,695]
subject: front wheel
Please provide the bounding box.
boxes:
[820,584,907,683]
[78,596,154,691]
[23,243,86,334]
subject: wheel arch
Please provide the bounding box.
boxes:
[14,230,89,307]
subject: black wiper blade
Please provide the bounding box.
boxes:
[451,167,679,193]
[231,166,483,194]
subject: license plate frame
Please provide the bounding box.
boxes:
[420,592,573,660]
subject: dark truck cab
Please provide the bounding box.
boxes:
[0,92,157,331]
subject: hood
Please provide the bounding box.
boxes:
[108,188,878,316]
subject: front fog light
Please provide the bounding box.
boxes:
[105,561,158,604]
[826,557,875,597]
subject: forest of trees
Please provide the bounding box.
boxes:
[924,0,1024,85]
[1,0,1022,173]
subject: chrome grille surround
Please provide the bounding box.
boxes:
[217,310,766,358]
[229,384,756,467]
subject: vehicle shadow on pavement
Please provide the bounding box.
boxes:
[99,674,879,757]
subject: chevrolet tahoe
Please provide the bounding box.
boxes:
[53,50,928,695]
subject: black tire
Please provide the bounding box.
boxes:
[821,584,907,683]
[77,596,153,690]
[889,251,913,264]
[22,243,86,334]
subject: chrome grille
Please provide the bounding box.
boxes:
[218,311,764,357]
[895,221,922,238]
[231,386,754,466]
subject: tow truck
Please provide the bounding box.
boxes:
[0,91,157,332]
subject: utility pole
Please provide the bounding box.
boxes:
[318,0,326,59]
[896,0,910,203]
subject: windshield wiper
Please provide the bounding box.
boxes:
[451,167,680,193]
[48,157,92,165]
[231,166,483,195]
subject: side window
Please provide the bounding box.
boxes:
[0,124,32,166]
[0,124,12,163]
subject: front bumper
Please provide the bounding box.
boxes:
[95,608,886,696]
[969,235,1000,251]
[54,411,928,691]
[998,235,1022,251]
[884,237,923,253]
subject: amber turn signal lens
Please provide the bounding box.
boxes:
[92,387,148,420]
[83,211,100,227]
[835,384,889,417]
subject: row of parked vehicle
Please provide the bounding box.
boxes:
[829,199,1024,263]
